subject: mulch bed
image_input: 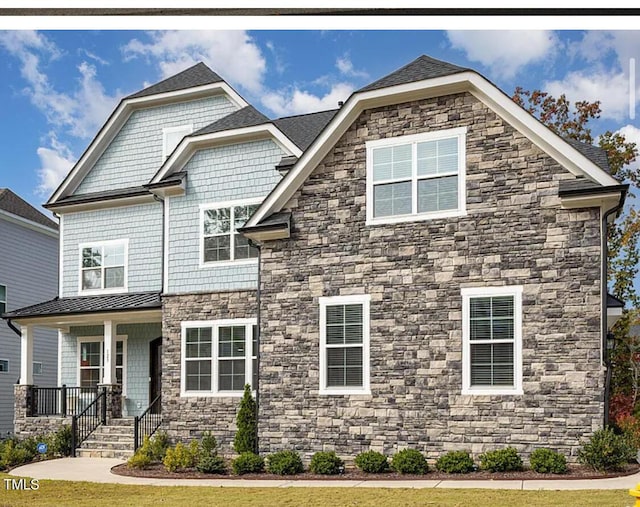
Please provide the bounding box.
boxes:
[112,462,640,481]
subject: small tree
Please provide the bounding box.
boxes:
[234,384,257,454]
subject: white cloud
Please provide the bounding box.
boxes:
[617,124,640,173]
[336,54,368,79]
[36,134,75,196]
[262,83,353,117]
[446,30,558,79]
[123,31,266,93]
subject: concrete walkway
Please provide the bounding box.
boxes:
[9,458,640,490]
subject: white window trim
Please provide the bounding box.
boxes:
[163,124,193,159]
[461,285,523,396]
[319,294,371,396]
[365,127,467,226]
[180,319,257,397]
[199,199,262,268]
[0,359,9,373]
[76,336,128,395]
[0,283,6,314]
[78,239,129,295]
[33,362,43,376]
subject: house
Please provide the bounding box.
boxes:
[2,55,628,461]
[0,189,58,437]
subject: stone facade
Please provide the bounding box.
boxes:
[258,92,603,462]
[14,385,69,438]
[161,290,257,450]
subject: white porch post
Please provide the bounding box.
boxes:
[20,324,34,385]
[102,320,117,385]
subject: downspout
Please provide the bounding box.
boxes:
[602,192,626,428]
[7,319,21,337]
[152,194,165,294]
[248,239,261,454]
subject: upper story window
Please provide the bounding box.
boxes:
[366,127,467,225]
[0,284,6,314]
[200,201,260,266]
[0,359,8,373]
[163,125,193,159]
[461,286,523,396]
[79,240,128,294]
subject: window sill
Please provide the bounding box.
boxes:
[461,387,523,396]
[366,209,467,226]
[78,287,128,296]
[318,388,372,396]
[199,259,258,269]
[180,390,256,398]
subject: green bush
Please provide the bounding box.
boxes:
[354,450,389,473]
[199,431,218,459]
[234,385,258,454]
[435,451,475,474]
[578,427,634,471]
[0,439,33,469]
[51,425,73,457]
[479,447,523,472]
[128,435,153,469]
[232,452,265,475]
[149,431,169,461]
[195,454,226,474]
[529,448,568,474]
[309,451,344,475]
[266,450,304,475]
[163,442,196,472]
[390,449,429,474]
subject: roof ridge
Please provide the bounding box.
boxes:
[125,62,224,100]
[274,109,339,121]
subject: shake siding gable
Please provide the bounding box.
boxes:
[75,95,238,195]
[167,139,284,294]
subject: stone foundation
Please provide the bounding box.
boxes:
[13,385,70,438]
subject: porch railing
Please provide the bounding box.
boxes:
[134,394,162,451]
[71,386,107,457]
[30,385,99,417]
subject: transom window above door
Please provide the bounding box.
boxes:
[79,240,128,294]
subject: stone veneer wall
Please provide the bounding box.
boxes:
[161,290,257,451]
[258,92,603,463]
[14,385,69,438]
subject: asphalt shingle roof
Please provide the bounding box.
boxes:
[0,189,58,230]
[2,292,161,319]
[358,55,469,93]
[47,186,149,208]
[563,138,611,173]
[607,293,624,308]
[558,179,627,196]
[191,106,270,136]
[126,63,223,100]
[273,109,338,151]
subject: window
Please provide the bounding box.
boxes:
[33,362,43,375]
[78,338,126,390]
[0,359,8,373]
[0,284,6,314]
[163,125,193,159]
[461,286,523,395]
[319,295,371,395]
[79,240,128,293]
[181,320,256,396]
[201,202,259,265]
[366,127,466,225]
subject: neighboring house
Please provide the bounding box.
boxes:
[0,189,58,436]
[3,55,628,461]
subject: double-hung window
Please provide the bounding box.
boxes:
[319,295,371,395]
[366,127,466,225]
[79,240,128,294]
[0,284,6,314]
[461,286,523,395]
[78,338,126,390]
[0,359,8,373]
[201,202,260,265]
[182,320,257,396]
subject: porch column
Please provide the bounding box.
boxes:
[19,324,33,385]
[102,320,117,385]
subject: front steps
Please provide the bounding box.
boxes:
[76,418,135,459]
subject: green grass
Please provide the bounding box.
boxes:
[0,473,631,507]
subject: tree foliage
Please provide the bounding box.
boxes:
[234,384,258,454]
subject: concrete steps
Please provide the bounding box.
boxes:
[77,418,135,459]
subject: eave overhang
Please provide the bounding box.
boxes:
[238,212,291,242]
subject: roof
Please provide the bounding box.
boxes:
[558,179,628,198]
[2,292,161,320]
[358,55,469,93]
[273,109,338,151]
[126,63,223,99]
[45,186,149,208]
[192,105,270,136]
[239,211,291,232]
[0,188,58,230]
[563,138,610,173]
[607,293,624,309]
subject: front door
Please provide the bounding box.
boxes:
[149,337,162,413]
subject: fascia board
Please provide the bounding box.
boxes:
[0,209,58,238]
[47,194,156,214]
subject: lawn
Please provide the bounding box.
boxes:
[0,473,631,506]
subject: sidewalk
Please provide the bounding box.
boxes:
[9,458,640,490]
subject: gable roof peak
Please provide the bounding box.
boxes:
[126,62,224,100]
[0,188,58,230]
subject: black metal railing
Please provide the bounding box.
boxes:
[31,385,99,417]
[71,387,107,457]
[134,394,162,451]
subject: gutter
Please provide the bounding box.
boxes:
[6,319,21,337]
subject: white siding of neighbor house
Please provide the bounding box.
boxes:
[0,217,58,436]
[61,203,162,297]
[75,95,238,194]
[167,139,284,294]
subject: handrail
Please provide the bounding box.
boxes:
[71,386,106,457]
[30,385,99,417]
[134,394,162,451]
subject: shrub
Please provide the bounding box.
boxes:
[266,450,304,475]
[199,431,218,458]
[128,436,153,469]
[618,415,640,451]
[163,442,196,472]
[149,431,169,461]
[479,447,523,472]
[51,425,73,457]
[309,451,344,475]
[390,449,429,475]
[578,427,635,471]
[529,448,568,474]
[232,452,265,475]
[355,450,389,473]
[435,451,475,474]
[0,439,33,469]
[195,454,227,474]
[234,384,258,454]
